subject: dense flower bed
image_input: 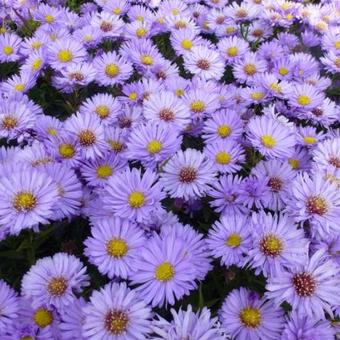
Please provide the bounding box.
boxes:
[0,0,339,339]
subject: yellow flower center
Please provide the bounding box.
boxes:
[128,191,145,208]
[147,140,162,154]
[244,64,257,75]
[106,238,128,258]
[59,143,75,158]
[215,151,231,165]
[96,165,112,178]
[2,115,17,130]
[270,82,281,92]
[217,124,231,138]
[47,128,57,136]
[136,15,144,21]
[47,277,67,296]
[335,57,340,68]
[225,233,242,247]
[172,8,180,15]
[261,135,277,148]
[335,41,340,49]
[239,307,261,328]
[288,158,299,169]
[190,100,205,113]
[95,105,110,118]
[105,310,128,335]
[113,7,122,14]
[13,192,37,212]
[141,54,153,65]
[45,14,54,23]
[21,337,33,340]
[32,58,42,70]
[303,136,317,145]
[260,234,283,256]
[136,27,148,38]
[278,67,289,76]
[3,45,13,55]
[14,83,25,91]
[155,262,174,281]
[31,41,42,49]
[33,308,53,328]
[57,49,73,62]
[227,46,238,57]
[79,130,96,146]
[251,91,264,100]
[109,140,123,152]
[83,34,93,42]
[297,95,311,106]
[226,26,236,34]
[128,92,138,101]
[181,39,193,50]
[175,88,184,97]
[105,64,120,77]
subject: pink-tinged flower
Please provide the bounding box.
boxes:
[65,112,106,160]
[84,217,145,279]
[246,212,309,277]
[104,167,165,224]
[160,149,216,200]
[219,288,285,340]
[143,91,191,131]
[247,114,296,159]
[183,45,225,80]
[82,282,152,339]
[313,138,340,171]
[266,249,340,320]
[90,11,124,38]
[285,172,340,238]
[21,253,89,310]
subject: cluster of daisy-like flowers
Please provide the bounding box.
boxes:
[0,0,339,338]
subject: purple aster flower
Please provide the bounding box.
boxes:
[81,152,127,188]
[0,32,22,62]
[48,38,86,70]
[313,137,340,170]
[126,121,182,169]
[143,91,191,131]
[285,83,325,111]
[266,249,340,320]
[208,174,248,215]
[204,140,245,174]
[251,159,296,211]
[207,213,252,267]
[21,253,89,310]
[65,112,106,160]
[217,36,249,63]
[33,3,64,26]
[320,51,340,74]
[1,71,37,94]
[160,222,212,281]
[287,146,312,171]
[0,167,58,234]
[170,28,202,55]
[0,98,36,141]
[219,288,285,340]
[93,51,133,86]
[233,52,267,84]
[281,313,336,340]
[0,280,19,334]
[152,305,223,339]
[90,11,124,38]
[34,115,63,142]
[203,109,243,143]
[104,127,129,156]
[160,148,215,200]
[82,282,152,339]
[72,25,102,48]
[239,175,271,210]
[59,297,86,340]
[246,212,309,277]
[104,167,165,223]
[296,126,325,148]
[305,98,339,127]
[183,45,225,80]
[131,232,197,307]
[44,163,82,220]
[247,114,296,159]
[285,172,340,238]
[84,216,146,279]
